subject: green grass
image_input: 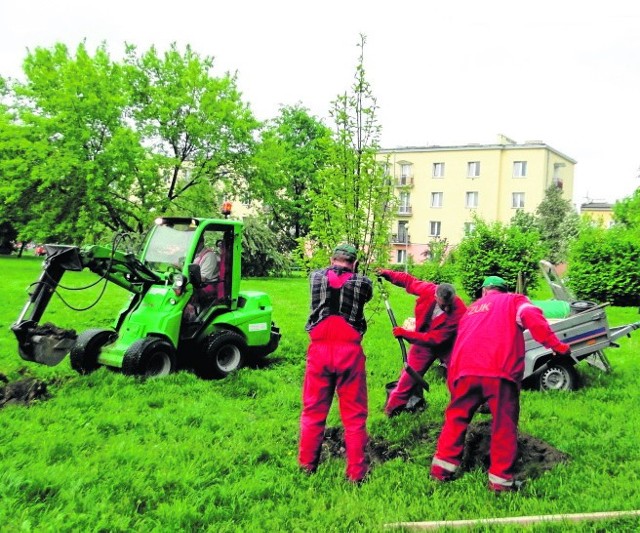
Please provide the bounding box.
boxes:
[1,256,640,531]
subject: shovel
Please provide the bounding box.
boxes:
[378,277,429,392]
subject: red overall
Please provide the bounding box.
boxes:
[381,271,466,416]
[431,290,570,491]
[298,270,370,482]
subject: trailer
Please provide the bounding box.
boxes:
[522,261,640,390]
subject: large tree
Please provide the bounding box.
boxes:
[252,104,334,252]
[1,43,137,243]
[534,185,580,264]
[304,35,395,274]
[126,43,259,214]
[0,42,258,245]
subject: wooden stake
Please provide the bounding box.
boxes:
[385,510,640,529]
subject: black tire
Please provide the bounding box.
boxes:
[70,329,117,375]
[122,337,175,378]
[539,361,580,391]
[198,330,246,379]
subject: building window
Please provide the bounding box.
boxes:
[397,249,407,264]
[397,221,409,243]
[465,191,479,208]
[553,162,565,189]
[433,162,445,178]
[464,222,476,234]
[400,163,412,179]
[467,161,480,177]
[429,221,441,237]
[513,161,527,177]
[398,192,411,214]
[431,192,443,208]
[512,192,525,208]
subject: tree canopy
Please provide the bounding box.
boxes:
[0,42,258,245]
[534,185,579,264]
[303,35,395,274]
[613,187,640,229]
[251,104,334,252]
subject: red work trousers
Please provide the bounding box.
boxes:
[432,376,520,483]
[384,348,436,415]
[298,317,369,482]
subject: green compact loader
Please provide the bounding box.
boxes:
[12,214,280,378]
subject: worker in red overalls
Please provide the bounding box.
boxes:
[378,270,466,417]
[430,275,571,493]
[298,244,373,483]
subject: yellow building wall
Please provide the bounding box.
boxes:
[580,206,614,228]
[380,138,576,264]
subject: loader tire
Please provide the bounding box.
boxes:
[198,330,246,379]
[539,361,580,391]
[70,329,117,375]
[122,337,175,378]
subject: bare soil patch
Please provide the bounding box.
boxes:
[0,373,51,408]
[321,420,569,479]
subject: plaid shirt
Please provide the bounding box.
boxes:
[305,267,373,335]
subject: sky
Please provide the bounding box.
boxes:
[1,0,639,206]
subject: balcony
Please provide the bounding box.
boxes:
[397,206,412,216]
[395,176,414,187]
[391,234,411,244]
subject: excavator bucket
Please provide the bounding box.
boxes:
[11,244,83,366]
[13,322,77,366]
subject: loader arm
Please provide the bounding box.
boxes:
[12,243,161,366]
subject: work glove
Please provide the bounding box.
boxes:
[553,342,571,357]
[376,269,392,281]
[393,326,411,340]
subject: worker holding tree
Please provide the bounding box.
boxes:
[298,244,373,484]
[430,275,571,493]
[377,269,466,417]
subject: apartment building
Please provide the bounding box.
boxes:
[379,134,576,265]
[580,201,614,228]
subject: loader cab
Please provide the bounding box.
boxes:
[140,217,243,309]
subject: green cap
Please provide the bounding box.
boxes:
[333,244,357,261]
[482,275,508,289]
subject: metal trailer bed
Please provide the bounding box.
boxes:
[523,302,640,390]
[522,261,640,390]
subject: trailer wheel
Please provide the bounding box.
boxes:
[122,337,175,378]
[70,329,117,375]
[539,362,580,391]
[198,330,246,379]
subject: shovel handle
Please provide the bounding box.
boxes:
[380,279,429,392]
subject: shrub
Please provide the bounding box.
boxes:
[455,216,545,299]
[410,262,458,285]
[567,225,640,305]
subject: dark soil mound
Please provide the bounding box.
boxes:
[321,426,410,465]
[460,419,569,480]
[321,420,569,478]
[0,374,51,408]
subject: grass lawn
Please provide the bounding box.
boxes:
[1,255,640,531]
